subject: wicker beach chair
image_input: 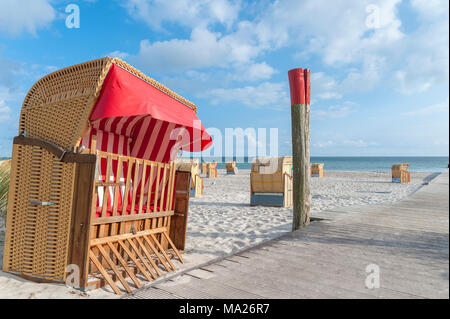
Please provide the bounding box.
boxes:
[226,161,238,175]
[176,159,203,197]
[250,157,293,207]
[311,163,325,177]
[2,57,212,294]
[207,162,218,178]
[201,162,208,175]
[392,163,410,183]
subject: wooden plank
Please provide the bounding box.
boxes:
[90,227,167,246]
[138,162,147,214]
[167,162,175,211]
[153,163,161,212]
[67,161,96,289]
[99,155,113,238]
[146,163,154,214]
[121,158,133,216]
[158,164,169,248]
[126,238,158,279]
[89,250,122,295]
[130,160,140,215]
[112,158,123,217]
[159,164,168,212]
[117,240,153,282]
[142,234,172,273]
[135,237,163,277]
[92,211,174,225]
[96,244,132,293]
[101,155,113,218]
[107,242,142,289]
[169,171,190,251]
[150,233,176,271]
[162,231,184,263]
[152,163,162,230]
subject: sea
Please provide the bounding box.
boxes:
[197,156,449,172]
[2,156,448,172]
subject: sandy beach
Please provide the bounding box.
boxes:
[0,169,436,298]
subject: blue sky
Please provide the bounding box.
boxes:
[0,0,448,157]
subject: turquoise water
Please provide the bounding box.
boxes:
[2,156,448,172]
[208,157,449,172]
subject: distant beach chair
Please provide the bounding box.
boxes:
[176,159,203,197]
[392,163,410,183]
[311,163,325,177]
[201,162,208,175]
[207,162,218,178]
[250,156,293,207]
[226,161,239,175]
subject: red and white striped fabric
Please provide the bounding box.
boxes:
[81,119,179,217]
[82,63,211,217]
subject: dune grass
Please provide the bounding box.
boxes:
[0,161,10,220]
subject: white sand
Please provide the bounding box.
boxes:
[0,169,434,298]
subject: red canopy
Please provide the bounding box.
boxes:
[85,64,212,162]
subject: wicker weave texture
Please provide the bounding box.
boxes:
[311,163,324,177]
[20,58,111,149]
[19,57,197,151]
[3,144,75,280]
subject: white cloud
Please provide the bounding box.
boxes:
[391,15,449,94]
[0,0,55,36]
[311,72,342,100]
[313,104,356,119]
[122,0,240,30]
[200,82,290,109]
[342,139,377,147]
[133,27,230,72]
[313,138,376,148]
[118,0,448,105]
[0,57,21,88]
[313,140,335,148]
[108,50,130,60]
[0,100,11,122]
[230,62,277,82]
[404,98,449,116]
[410,0,449,20]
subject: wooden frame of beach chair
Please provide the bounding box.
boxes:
[207,162,218,178]
[392,163,410,183]
[311,163,324,177]
[2,57,211,295]
[175,159,203,197]
[225,161,238,175]
[250,157,293,208]
[201,162,208,175]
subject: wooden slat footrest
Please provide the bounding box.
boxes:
[88,227,184,295]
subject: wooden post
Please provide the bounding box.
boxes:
[67,161,97,290]
[288,68,311,230]
[169,171,191,251]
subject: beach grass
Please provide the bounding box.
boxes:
[0,161,10,220]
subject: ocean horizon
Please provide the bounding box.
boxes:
[187,156,449,172]
[2,156,448,172]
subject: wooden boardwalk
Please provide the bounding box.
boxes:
[125,171,449,299]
